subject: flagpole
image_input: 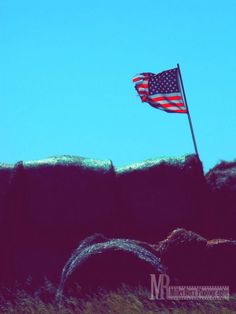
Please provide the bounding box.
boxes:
[177,63,200,160]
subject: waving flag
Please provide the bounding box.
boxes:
[133,68,187,113]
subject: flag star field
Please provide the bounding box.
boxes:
[149,69,179,94]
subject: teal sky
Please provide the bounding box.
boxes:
[1,0,236,172]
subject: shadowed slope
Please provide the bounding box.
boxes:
[57,234,167,298]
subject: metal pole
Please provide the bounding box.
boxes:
[177,63,200,160]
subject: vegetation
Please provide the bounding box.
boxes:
[0,283,236,314]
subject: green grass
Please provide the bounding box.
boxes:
[0,284,236,314]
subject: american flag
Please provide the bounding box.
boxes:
[132,68,187,113]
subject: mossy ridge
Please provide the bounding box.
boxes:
[116,154,190,174]
[23,155,113,172]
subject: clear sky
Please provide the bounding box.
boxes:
[1,0,236,172]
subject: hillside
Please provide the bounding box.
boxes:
[0,154,235,294]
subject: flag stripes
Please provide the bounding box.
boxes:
[132,68,187,114]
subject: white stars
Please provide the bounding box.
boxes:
[145,68,179,96]
[135,69,180,111]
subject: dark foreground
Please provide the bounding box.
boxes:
[0,154,235,312]
[1,154,236,288]
[0,284,236,314]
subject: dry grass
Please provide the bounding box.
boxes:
[0,283,236,314]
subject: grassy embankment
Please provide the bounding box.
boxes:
[0,283,236,314]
